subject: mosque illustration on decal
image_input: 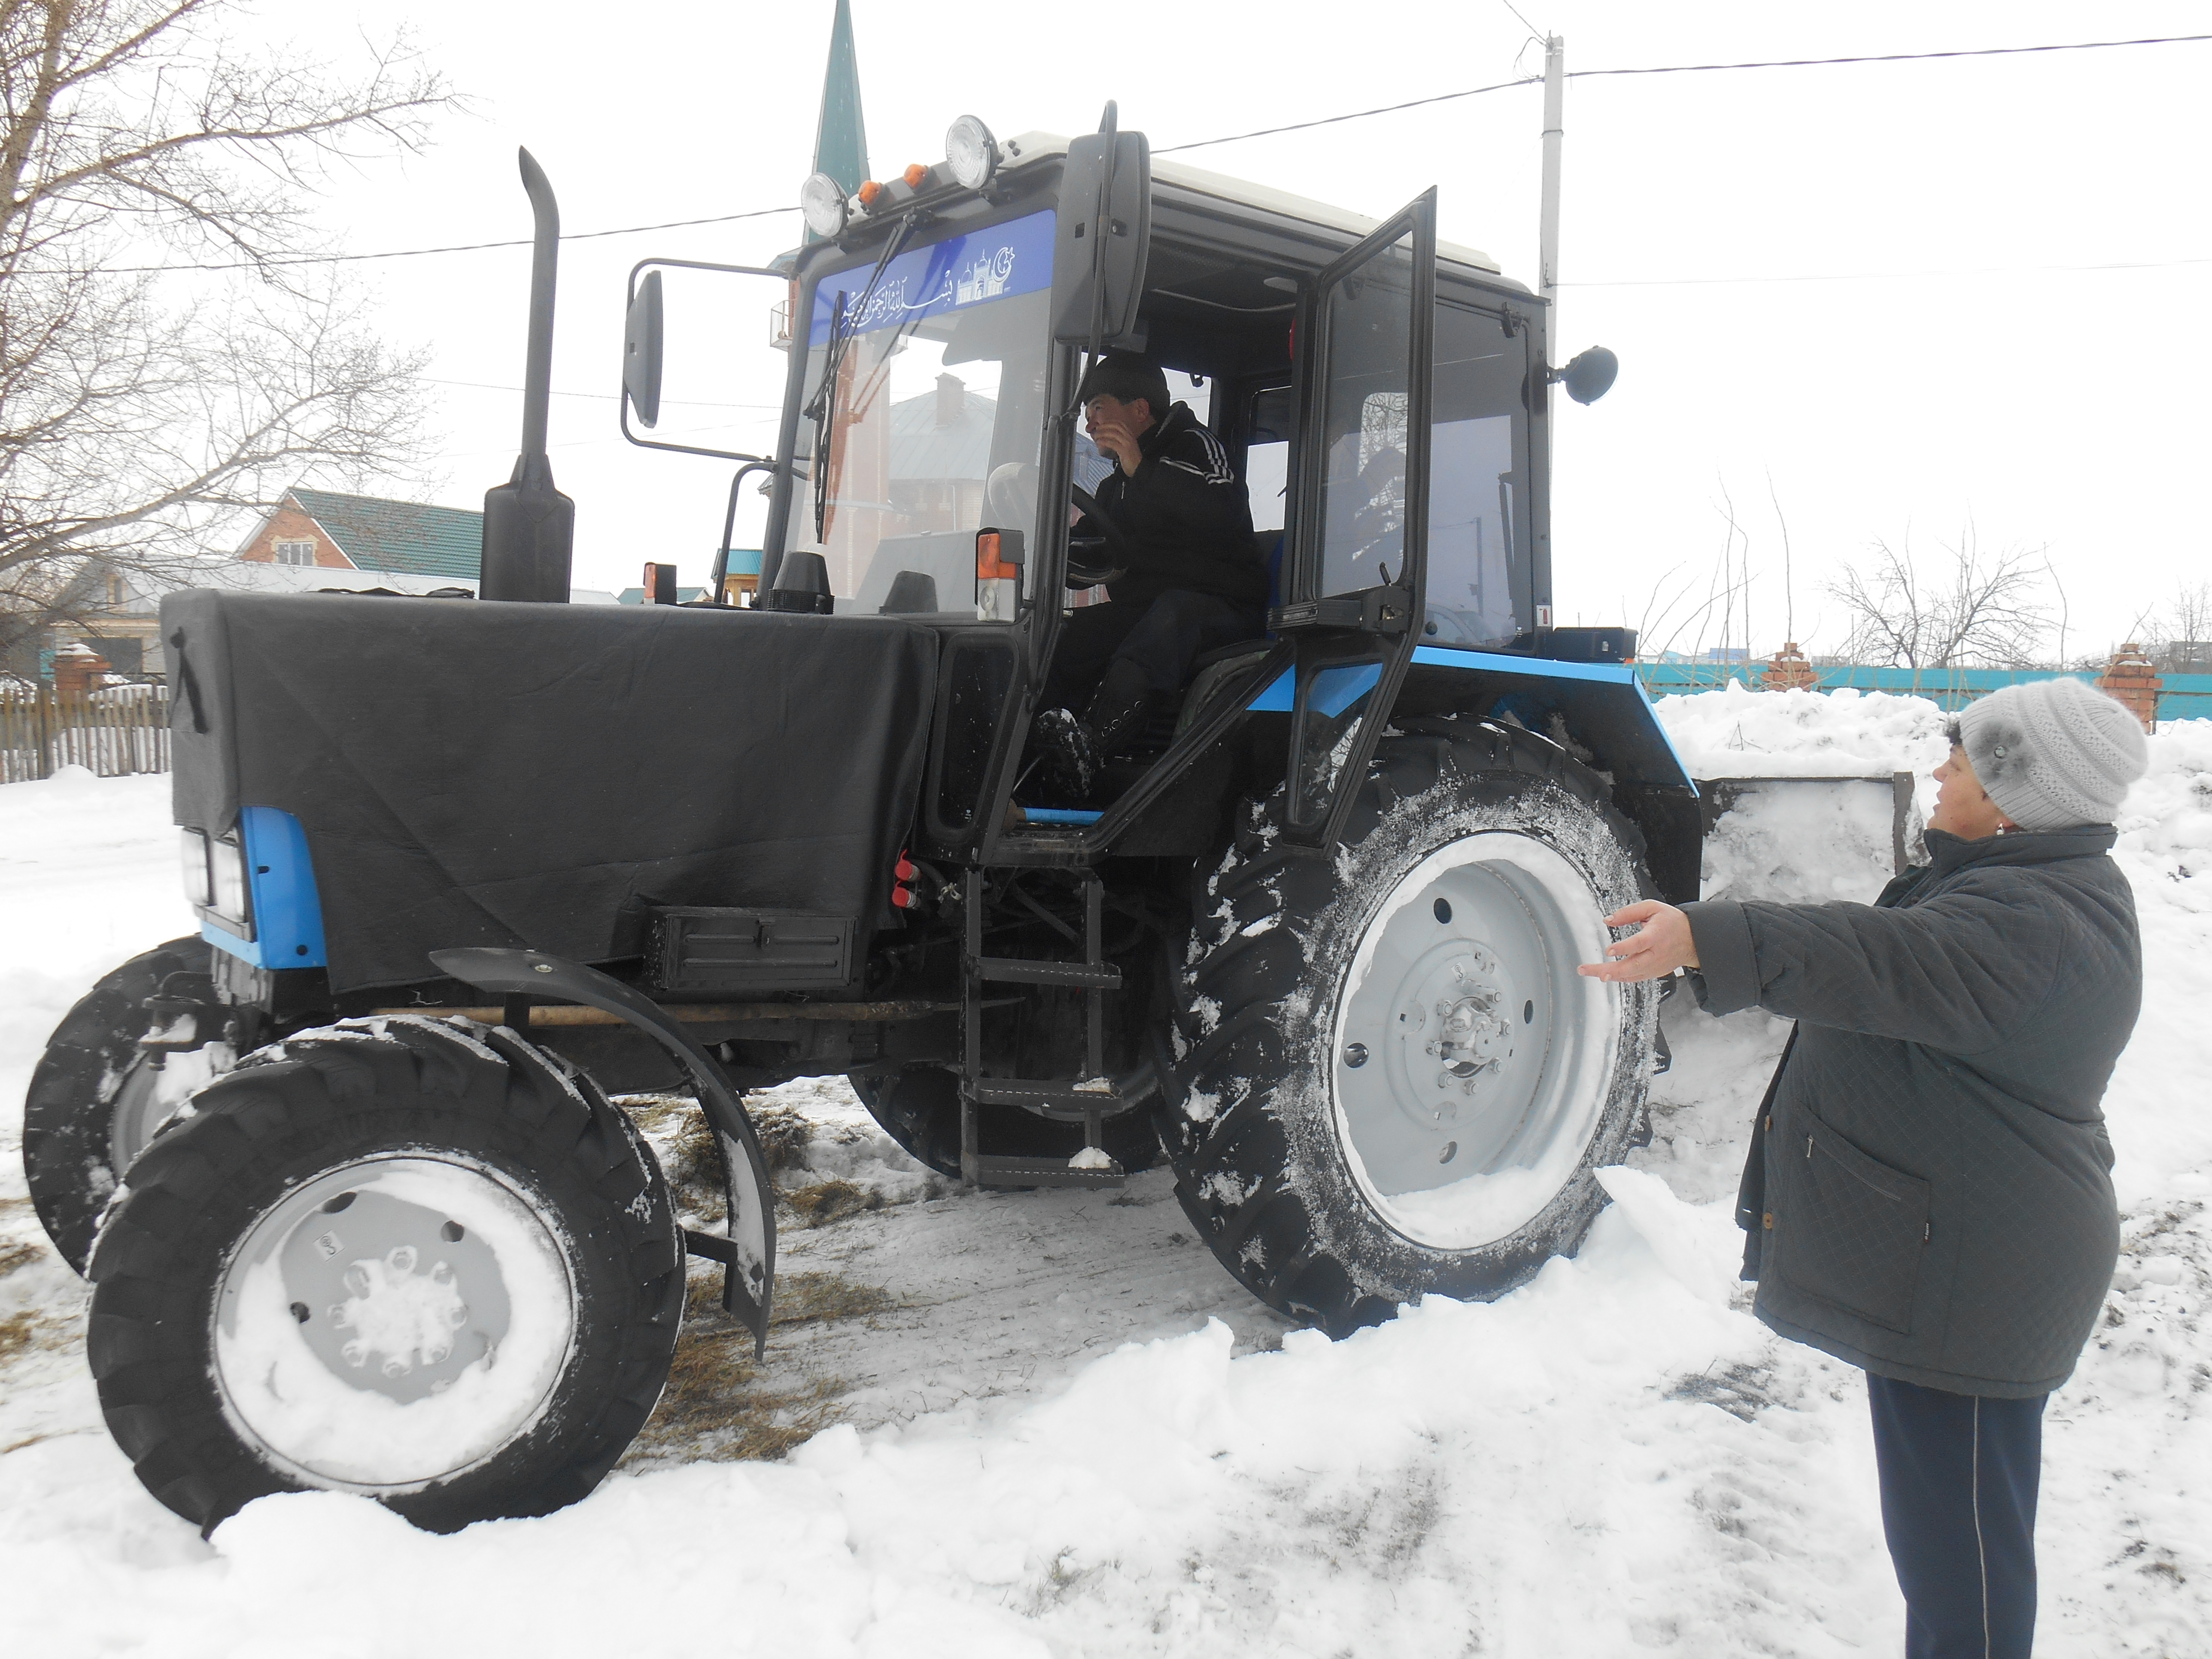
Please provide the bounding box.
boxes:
[955,245,1018,305]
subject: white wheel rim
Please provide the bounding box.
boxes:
[212,1153,577,1492]
[1329,831,1621,1249]
[108,1044,230,1180]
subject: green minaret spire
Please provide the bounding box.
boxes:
[811,0,870,237]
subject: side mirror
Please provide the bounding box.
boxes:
[623,269,664,428]
[619,258,785,462]
[1555,345,1619,406]
[1051,109,1150,349]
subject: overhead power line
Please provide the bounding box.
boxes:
[1157,32,2212,153]
[96,32,2212,271]
[102,204,798,276]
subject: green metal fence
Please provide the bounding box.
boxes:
[1633,662,2212,721]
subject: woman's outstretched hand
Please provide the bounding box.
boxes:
[1578,899,1700,983]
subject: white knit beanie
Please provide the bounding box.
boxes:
[1956,678,2148,831]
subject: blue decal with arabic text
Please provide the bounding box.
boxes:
[807,210,1055,347]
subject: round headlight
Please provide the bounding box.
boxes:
[945,115,998,191]
[800,171,848,238]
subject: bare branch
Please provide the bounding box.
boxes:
[0,0,442,664]
[1826,527,2050,672]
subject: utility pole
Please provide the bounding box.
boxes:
[1538,35,1564,316]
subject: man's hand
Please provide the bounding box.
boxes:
[1090,407,1148,477]
[1578,899,1700,983]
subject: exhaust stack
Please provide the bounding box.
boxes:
[480,147,574,602]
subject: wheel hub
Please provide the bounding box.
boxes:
[277,1185,512,1405]
[1408,950,1516,1113]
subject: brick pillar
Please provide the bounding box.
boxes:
[52,642,110,696]
[2095,642,2160,732]
[1761,641,1818,691]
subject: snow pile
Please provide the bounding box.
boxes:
[2102,718,2212,1204]
[1652,682,1941,907]
[1,704,2209,1655]
[757,1076,942,1211]
[1653,681,1951,779]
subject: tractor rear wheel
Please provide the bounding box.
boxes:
[23,936,223,1274]
[850,1065,1162,1181]
[87,1015,684,1533]
[1162,717,1658,1335]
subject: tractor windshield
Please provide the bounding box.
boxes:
[786,211,1055,617]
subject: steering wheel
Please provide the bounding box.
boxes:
[1068,485,1131,589]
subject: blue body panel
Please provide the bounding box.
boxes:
[1245,642,1697,794]
[201,806,329,969]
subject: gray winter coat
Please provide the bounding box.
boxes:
[1683,825,2139,1398]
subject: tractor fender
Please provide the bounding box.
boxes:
[1393,646,1704,904]
[431,947,777,1355]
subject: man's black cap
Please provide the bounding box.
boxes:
[1077,353,1171,415]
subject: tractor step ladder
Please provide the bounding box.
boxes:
[960,867,1125,1189]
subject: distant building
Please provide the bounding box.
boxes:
[236,487,482,582]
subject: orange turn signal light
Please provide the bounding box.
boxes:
[857,179,884,208]
[976,530,1014,580]
[902,163,929,188]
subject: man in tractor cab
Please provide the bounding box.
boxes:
[1030,353,1267,799]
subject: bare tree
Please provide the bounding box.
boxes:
[2138,581,2212,671]
[1827,526,2050,672]
[0,0,448,662]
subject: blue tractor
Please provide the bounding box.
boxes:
[23,112,1696,1531]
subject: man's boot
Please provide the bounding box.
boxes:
[1034,658,1153,801]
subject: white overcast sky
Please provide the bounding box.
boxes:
[232,0,2209,657]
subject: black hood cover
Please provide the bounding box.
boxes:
[163,590,938,994]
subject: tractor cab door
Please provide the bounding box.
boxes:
[1276,190,1437,847]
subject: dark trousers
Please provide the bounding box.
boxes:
[1040,590,1264,714]
[1868,1373,2048,1659]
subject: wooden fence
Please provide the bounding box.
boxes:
[1,683,170,783]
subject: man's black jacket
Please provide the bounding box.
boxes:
[1077,401,1266,611]
[1683,825,2139,1398]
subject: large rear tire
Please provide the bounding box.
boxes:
[87,1015,684,1533]
[24,936,220,1274]
[1163,717,1657,1334]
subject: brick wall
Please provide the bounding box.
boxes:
[239,500,353,567]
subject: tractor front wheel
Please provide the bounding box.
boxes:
[87,1015,684,1533]
[23,936,225,1274]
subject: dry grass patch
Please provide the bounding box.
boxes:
[627,1270,902,1464]
[772,1269,899,1326]
[0,1241,42,1279]
[747,1103,820,1172]
[0,1307,73,1366]
[660,1113,727,1223]
[783,1179,882,1228]
[0,1311,39,1363]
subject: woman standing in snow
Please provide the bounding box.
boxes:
[1579,676,2148,1659]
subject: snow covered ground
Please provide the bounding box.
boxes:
[1,692,2207,1656]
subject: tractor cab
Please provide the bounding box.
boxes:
[626,113,1572,859]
